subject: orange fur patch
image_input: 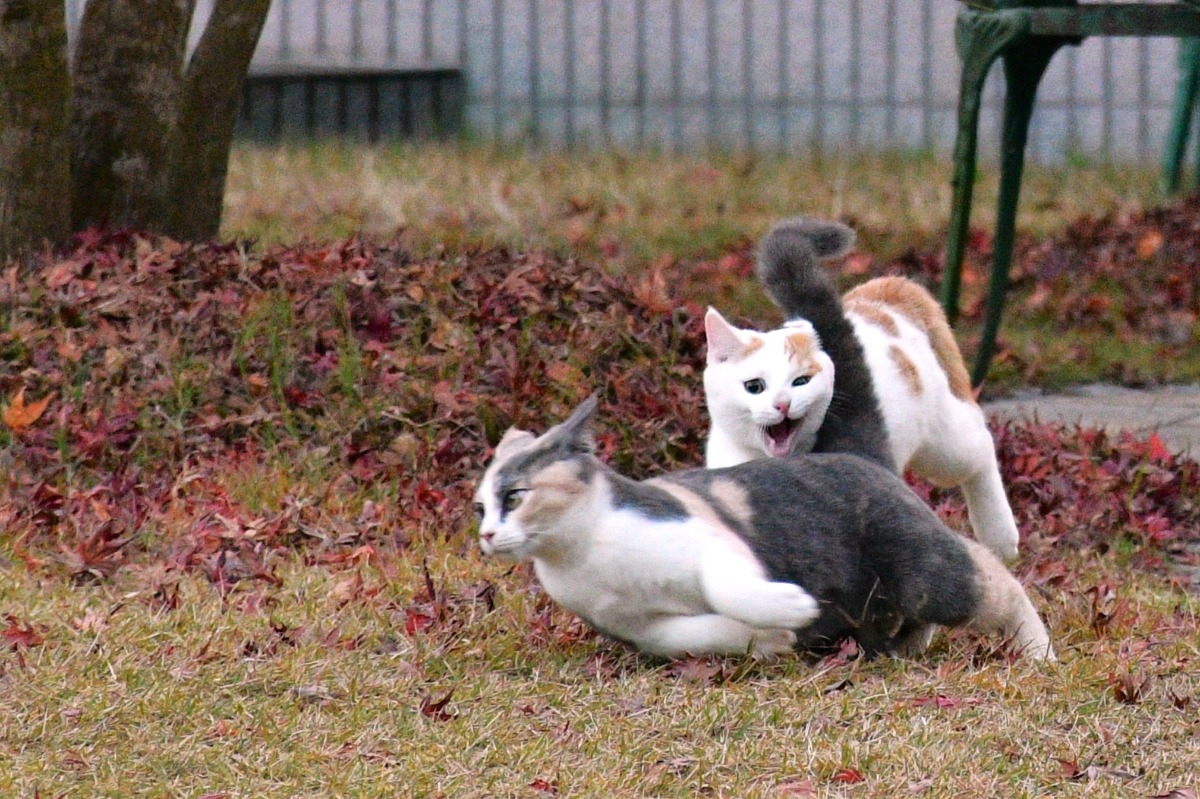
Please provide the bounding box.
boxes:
[844,277,974,403]
[742,336,764,357]
[843,297,899,337]
[889,344,922,397]
[784,331,819,367]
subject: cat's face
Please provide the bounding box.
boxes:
[473,397,599,560]
[703,308,835,458]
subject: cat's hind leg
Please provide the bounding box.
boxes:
[698,543,820,631]
[639,614,796,658]
[961,461,1020,562]
[959,540,1056,661]
[913,401,1019,561]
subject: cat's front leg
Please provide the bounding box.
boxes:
[639,614,796,658]
[698,544,821,631]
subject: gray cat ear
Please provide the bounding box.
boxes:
[705,307,749,364]
[495,427,537,459]
[552,394,599,454]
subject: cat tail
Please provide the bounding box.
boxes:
[756,218,894,471]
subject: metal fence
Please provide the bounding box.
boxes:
[65,0,1188,162]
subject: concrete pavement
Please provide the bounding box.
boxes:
[984,383,1200,457]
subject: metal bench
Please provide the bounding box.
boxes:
[940,1,1200,386]
[237,62,465,142]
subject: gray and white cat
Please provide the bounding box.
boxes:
[474,396,1055,661]
[705,219,1021,561]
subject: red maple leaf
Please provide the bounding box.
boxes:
[832,767,865,784]
[2,615,45,650]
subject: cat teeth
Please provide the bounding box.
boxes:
[763,417,800,457]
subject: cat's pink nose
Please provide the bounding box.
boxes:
[775,400,789,416]
[480,530,495,544]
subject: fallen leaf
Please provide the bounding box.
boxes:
[3,387,52,431]
[1135,229,1165,259]
[2,615,45,650]
[1109,672,1150,705]
[420,688,457,721]
[832,767,865,784]
[776,778,817,796]
[529,778,558,795]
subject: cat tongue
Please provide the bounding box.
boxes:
[765,418,796,457]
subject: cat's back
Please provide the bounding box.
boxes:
[843,277,973,404]
[661,453,929,548]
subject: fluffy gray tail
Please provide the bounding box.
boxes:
[756,217,855,323]
[756,218,893,470]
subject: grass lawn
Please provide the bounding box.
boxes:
[2,145,1199,797]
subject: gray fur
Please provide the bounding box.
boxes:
[494,398,1052,659]
[755,218,892,469]
[662,457,981,653]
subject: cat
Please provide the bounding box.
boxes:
[704,218,1021,561]
[474,395,1055,662]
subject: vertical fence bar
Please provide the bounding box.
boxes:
[316,0,327,54]
[671,0,683,151]
[459,0,471,127]
[707,0,718,148]
[814,0,825,150]
[1101,38,1113,157]
[600,0,611,143]
[778,0,789,151]
[351,0,363,59]
[492,0,503,144]
[920,0,933,150]
[1137,38,1150,161]
[743,0,754,149]
[422,0,434,64]
[566,0,576,147]
[884,0,896,141]
[849,0,861,147]
[387,0,398,61]
[529,0,541,145]
[279,0,292,60]
[1065,49,1078,151]
[635,0,647,147]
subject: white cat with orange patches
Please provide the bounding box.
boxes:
[704,316,835,463]
[706,219,1021,562]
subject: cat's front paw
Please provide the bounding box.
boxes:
[750,628,797,658]
[764,582,821,629]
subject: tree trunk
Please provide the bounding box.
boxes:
[68,0,195,232]
[0,0,70,263]
[168,0,270,241]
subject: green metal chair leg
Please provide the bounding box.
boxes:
[1163,38,1200,195]
[942,9,1035,326]
[971,40,1064,387]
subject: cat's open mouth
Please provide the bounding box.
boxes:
[763,416,801,457]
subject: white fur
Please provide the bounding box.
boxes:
[704,309,835,468]
[704,304,1020,561]
[846,308,1019,561]
[475,444,820,658]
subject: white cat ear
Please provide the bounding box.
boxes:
[495,427,536,459]
[705,307,750,364]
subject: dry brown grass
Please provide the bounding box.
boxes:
[222,143,1159,266]
[3,549,1198,798]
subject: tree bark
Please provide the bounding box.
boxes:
[168,0,270,241]
[68,0,195,232]
[0,0,70,263]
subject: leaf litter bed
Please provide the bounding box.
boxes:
[1,225,1199,797]
[0,224,1198,590]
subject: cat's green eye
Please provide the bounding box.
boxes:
[502,490,526,513]
[743,378,766,395]
[792,375,811,387]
